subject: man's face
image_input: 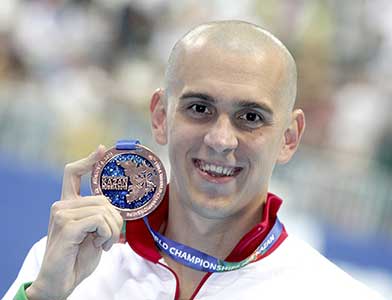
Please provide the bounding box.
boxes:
[154,43,295,219]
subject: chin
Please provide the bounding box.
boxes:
[187,193,238,220]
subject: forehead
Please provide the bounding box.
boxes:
[172,43,289,107]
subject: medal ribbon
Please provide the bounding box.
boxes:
[116,140,283,272]
[143,216,283,273]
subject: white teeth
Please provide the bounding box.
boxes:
[198,160,236,176]
[222,167,230,175]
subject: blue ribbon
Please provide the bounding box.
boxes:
[143,216,283,273]
[116,139,140,150]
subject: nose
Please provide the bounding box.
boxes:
[204,114,238,154]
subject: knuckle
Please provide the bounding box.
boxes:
[113,213,123,228]
[96,214,106,225]
[53,210,68,226]
[100,196,111,205]
[98,198,108,206]
[107,205,123,226]
[104,204,115,216]
[50,201,62,214]
[92,196,106,206]
[97,206,108,217]
[105,205,115,215]
[106,202,119,216]
[64,163,74,174]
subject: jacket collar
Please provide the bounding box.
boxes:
[125,187,287,263]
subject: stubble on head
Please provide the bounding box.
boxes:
[163,20,298,119]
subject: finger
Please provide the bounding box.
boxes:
[52,201,122,250]
[95,217,120,251]
[51,196,111,214]
[90,208,122,251]
[55,204,123,229]
[54,206,113,222]
[61,145,106,200]
[101,208,123,251]
[64,215,112,247]
[48,196,110,235]
[79,205,122,251]
[108,205,124,232]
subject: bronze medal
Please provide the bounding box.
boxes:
[91,143,167,220]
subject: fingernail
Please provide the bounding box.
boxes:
[103,242,111,252]
[91,145,104,158]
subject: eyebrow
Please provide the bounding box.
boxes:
[180,92,215,103]
[179,91,274,116]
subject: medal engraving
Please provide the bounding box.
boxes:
[91,144,167,220]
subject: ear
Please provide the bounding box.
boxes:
[150,88,168,145]
[277,109,305,164]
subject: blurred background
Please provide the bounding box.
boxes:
[0,0,391,298]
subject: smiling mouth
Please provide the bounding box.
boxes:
[193,159,243,178]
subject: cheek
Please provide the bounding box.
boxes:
[244,132,282,170]
[168,119,193,148]
[169,113,207,145]
[167,117,202,169]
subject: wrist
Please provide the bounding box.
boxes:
[25,283,45,300]
[25,281,65,300]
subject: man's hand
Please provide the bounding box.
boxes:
[26,146,123,300]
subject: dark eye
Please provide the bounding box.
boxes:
[190,104,211,114]
[236,110,265,129]
[243,112,259,122]
[239,112,262,122]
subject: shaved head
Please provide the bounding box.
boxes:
[164,20,297,110]
[150,20,305,223]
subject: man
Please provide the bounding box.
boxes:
[4,20,384,300]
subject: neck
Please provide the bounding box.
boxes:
[164,191,265,260]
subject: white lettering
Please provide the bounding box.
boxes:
[208,263,217,271]
[174,248,182,257]
[188,254,196,263]
[194,257,202,265]
[161,242,168,250]
[260,234,275,252]
[155,236,168,250]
